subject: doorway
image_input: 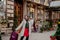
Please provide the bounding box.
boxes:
[14,0,23,25]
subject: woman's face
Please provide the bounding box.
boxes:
[25,16,29,21]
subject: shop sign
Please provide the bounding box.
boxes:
[27,0,40,4]
[30,8,34,12]
[34,0,40,4]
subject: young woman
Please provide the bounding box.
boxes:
[16,15,34,40]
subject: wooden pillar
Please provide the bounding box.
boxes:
[49,11,52,27]
[23,1,27,17]
[35,5,37,21]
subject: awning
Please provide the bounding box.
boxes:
[50,1,60,7]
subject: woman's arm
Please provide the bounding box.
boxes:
[15,21,23,31]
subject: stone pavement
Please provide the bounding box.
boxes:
[2,31,56,40]
[30,31,56,40]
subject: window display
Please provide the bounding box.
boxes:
[27,5,35,19]
[44,11,49,20]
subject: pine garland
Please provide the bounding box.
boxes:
[55,19,60,36]
[12,13,18,31]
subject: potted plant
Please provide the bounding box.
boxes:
[40,25,44,33]
[40,27,44,33]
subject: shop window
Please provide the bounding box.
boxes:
[52,12,58,19]
[29,12,34,18]
[37,9,41,20]
[44,11,49,20]
[27,7,35,19]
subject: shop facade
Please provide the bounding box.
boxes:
[49,1,60,31]
[14,0,59,33]
[23,0,52,32]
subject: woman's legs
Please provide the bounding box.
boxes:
[20,36,29,40]
[26,36,29,40]
[20,36,24,40]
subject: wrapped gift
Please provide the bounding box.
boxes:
[50,33,56,40]
[50,36,56,40]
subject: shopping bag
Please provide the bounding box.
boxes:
[10,31,18,40]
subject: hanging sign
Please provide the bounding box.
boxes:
[30,8,34,12]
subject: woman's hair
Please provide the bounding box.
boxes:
[24,15,29,18]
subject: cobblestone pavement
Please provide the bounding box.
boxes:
[2,31,56,40]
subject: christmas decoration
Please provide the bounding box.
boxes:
[54,19,60,40]
[12,13,18,31]
[55,19,60,36]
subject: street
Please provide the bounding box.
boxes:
[0,0,60,40]
[2,31,56,40]
[30,31,56,40]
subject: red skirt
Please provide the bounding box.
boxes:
[24,28,29,37]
